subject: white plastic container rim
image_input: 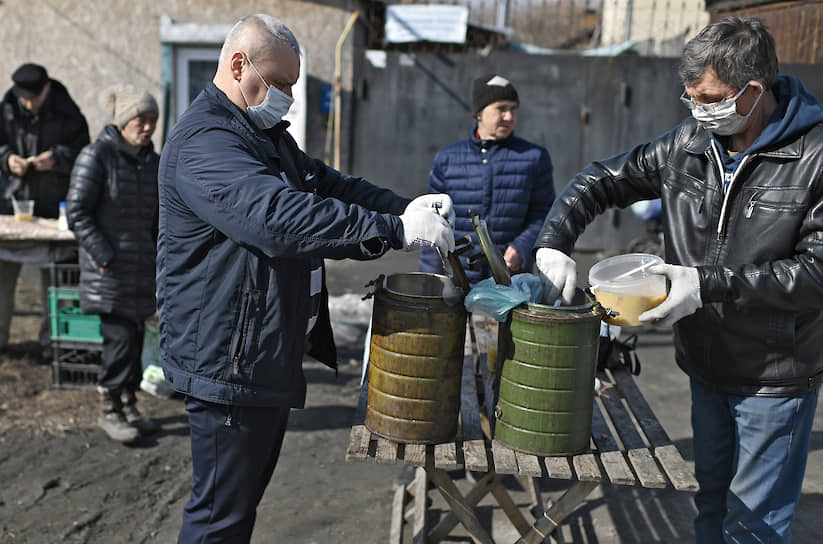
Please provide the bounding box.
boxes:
[588,253,665,291]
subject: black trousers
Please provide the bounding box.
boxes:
[98,313,145,392]
[179,397,290,544]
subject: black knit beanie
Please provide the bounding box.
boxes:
[472,74,519,114]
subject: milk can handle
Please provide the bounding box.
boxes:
[362,274,385,300]
[586,287,620,320]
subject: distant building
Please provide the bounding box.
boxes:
[600,0,710,56]
[706,0,823,64]
[0,1,368,163]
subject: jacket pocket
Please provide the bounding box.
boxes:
[742,187,807,219]
[228,288,265,380]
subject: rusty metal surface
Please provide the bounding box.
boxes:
[708,1,823,64]
[365,273,467,443]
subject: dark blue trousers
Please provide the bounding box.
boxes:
[178,397,290,544]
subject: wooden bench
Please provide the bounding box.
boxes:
[345,315,697,543]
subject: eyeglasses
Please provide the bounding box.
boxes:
[680,82,756,111]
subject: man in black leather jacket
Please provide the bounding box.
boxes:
[535,16,823,543]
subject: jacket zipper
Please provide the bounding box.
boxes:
[232,293,251,374]
[710,140,752,240]
[744,190,761,218]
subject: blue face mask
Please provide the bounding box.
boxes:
[238,55,294,129]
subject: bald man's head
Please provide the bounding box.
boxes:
[219,14,299,68]
[213,14,301,115]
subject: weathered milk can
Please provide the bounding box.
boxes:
[470,214,603,456]
[493,291,602,456]
[364,272,468,443]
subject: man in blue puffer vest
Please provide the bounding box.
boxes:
[419,74,555,284]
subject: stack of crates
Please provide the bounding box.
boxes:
[48,264,103,388]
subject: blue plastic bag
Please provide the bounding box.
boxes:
[464,274,544,321]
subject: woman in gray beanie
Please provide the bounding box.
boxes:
[66,85,161,443]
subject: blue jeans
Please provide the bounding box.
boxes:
[691,377,818,543]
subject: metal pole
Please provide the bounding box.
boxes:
[333,12,360,171]
[624,0,634,42]
[496,0,511,29]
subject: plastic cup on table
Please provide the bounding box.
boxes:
[12,199,34,222]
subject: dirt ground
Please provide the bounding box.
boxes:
[0,266,405,544]
[3,255,822,543]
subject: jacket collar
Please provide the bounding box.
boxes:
[204,82,279,158]
[680,117,803,160]
[98,124,155,161]
[470,125,514,149]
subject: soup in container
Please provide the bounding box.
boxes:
[588,253,667,327]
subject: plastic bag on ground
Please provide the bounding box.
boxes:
[464,274,544,322]
[140,323,175,398]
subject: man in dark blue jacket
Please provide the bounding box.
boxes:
[157,14,454,543]
[419,74,555,285]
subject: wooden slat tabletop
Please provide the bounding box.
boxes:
[346,319,697,493]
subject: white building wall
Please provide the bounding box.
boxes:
[601,0,710,55]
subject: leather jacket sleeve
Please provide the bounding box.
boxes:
[535,122,823,311]
[535,137,667,256]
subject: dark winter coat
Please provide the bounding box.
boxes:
[536,75,823,397]
[66,124,159,320]
[419,130,555,285]
[0,80,89,218]
[157,83,409,408]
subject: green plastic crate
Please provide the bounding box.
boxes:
[48,288,103,344]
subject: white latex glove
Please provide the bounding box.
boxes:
[535,247,577,304]
[638,264,702,327]
[400,209,455,254]
[405,193,455,228]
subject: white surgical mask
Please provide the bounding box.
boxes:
[681,81,764,136]
[237,55,294,129]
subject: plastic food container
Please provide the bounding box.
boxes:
[588,253,667,327]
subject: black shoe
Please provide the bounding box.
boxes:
[122,402,160,435]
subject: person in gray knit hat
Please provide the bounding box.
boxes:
[66,85,160,443]
[102,84,159,138]
[420,73,555,284]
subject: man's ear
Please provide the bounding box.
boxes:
[229,52,245,81]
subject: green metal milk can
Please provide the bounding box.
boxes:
[365,273,467,443]
[494,291,602,456]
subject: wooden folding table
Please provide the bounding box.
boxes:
[345,316,697,543]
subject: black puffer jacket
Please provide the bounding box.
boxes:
[0,80,90,218]
[66,124,159,320]
[536,76,823,397]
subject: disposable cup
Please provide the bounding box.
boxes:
[589,253,666,327]
[12,199,34,222]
